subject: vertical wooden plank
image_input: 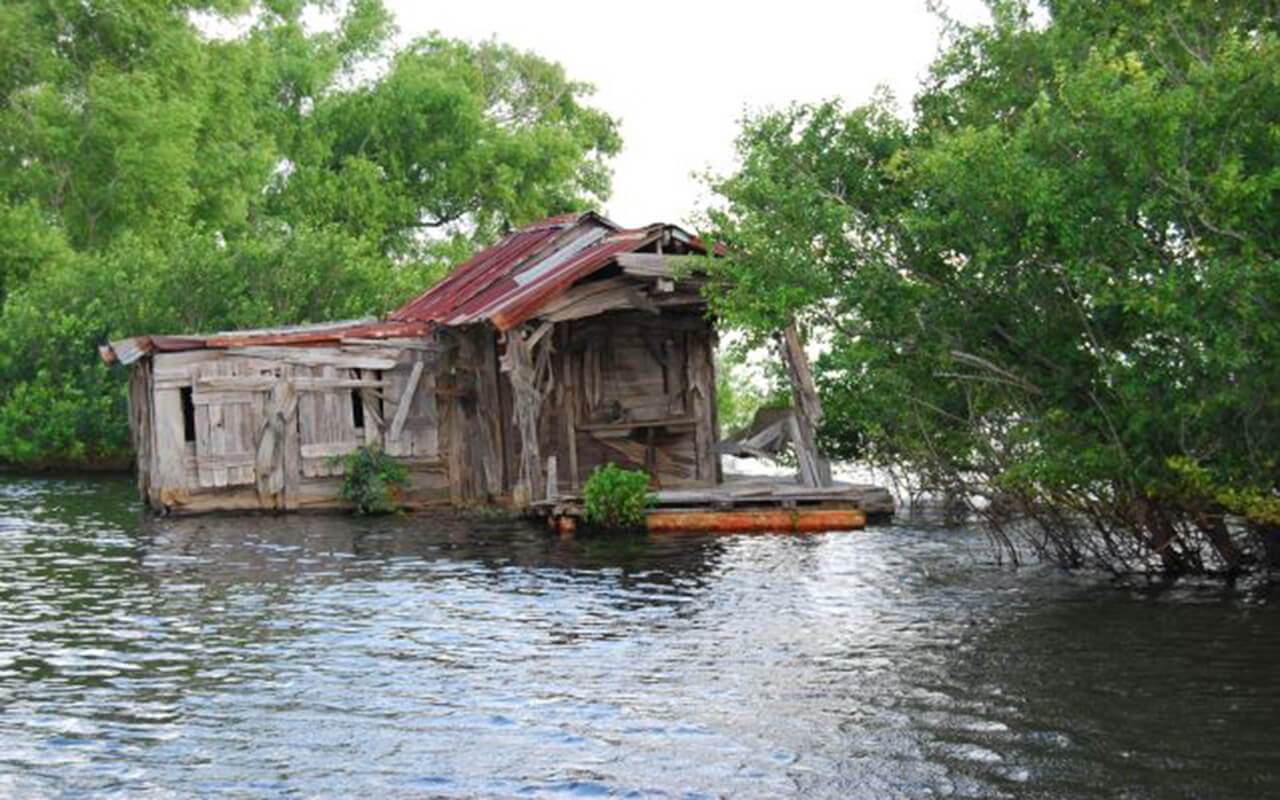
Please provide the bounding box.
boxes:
[194,401,212,488]
[565,338,580,491]
[685,322,716,485]
[484,327,507,497]
[152,386,189,506]
[442,351,465,505]
[324,364,342,477]
[320,365,335,478]
[363,389,380,447]
[211,403,229,487]
[213,359,231,487]
[491,330,513,494]
[128,362,151,499]
[283,364,301,511]
[419,366,438,457]
[229,363,251,485]
[707,328,723,484]
[297,364,316,478]
[546,455,558,502]
[246,382,267,486]
[136,361,160,501]
[453,328,481,503]
[360,366,381,448]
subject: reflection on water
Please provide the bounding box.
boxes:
[0,475,1275,798]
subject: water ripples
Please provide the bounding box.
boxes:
[0,476,1276,798]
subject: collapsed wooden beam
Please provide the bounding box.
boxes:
[780,323,832,487]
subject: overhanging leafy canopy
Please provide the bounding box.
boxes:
[707,0,1280,573]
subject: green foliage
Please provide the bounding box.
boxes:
[706,0,1280,574]
[0,0,620,468]
[582,463,654,529]
[333,445,409,515]
[715,351,767,436]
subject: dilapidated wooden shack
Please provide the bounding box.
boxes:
[102,212,739,514]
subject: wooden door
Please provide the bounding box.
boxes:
[191,359,272,488]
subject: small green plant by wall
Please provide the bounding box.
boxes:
[332,445,410,515]
[582,463,654,530]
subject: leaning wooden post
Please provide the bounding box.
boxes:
[779,322,832,487]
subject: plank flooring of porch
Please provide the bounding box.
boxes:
[534,475,895,521]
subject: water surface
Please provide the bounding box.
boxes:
[0,476,1275,798]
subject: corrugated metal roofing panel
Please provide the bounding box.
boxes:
[511,226,608,286]
[388,212,608,324]
[487,227,664,331]
[388,213,709,331]
[101,337,151,366]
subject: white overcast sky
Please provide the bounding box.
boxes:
[386,1,989,230]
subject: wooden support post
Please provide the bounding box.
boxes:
[780,322,832,487]
[546,455,558,502]
[566,366,580,491]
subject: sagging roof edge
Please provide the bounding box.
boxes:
[100,319,436,366]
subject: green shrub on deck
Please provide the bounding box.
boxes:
[333,445,410,515]
[583,463,654,529]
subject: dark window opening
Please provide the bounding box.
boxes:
[180,386,196,443]
[375,370,385,419]
[351,370,365,430]
[351,389,365,430]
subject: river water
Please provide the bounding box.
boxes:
[0,476,1275,799]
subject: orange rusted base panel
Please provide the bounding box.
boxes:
[645,508,866,534]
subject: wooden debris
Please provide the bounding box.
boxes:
[780,323,832,487]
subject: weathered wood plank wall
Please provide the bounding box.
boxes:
[138,340,449,514]
[130,308,719,514]
[439,325,505,506]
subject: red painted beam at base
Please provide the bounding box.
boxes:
[645,508,866,534]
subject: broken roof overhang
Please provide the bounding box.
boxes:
[99,318,434,366]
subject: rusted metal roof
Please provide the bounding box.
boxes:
[100,318,433,365]
[390,211,709,332]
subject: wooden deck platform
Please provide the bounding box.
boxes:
[532,476,895,534]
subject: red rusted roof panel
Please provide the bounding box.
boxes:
[488,226,664,331]
[389,212,604,324]
[390,212,710,331]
